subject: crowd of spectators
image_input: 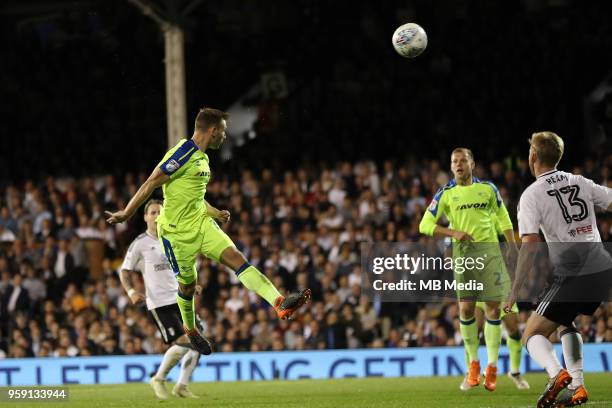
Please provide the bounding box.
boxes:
[1,153,611,358]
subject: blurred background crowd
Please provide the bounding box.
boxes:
[1,153,611,358]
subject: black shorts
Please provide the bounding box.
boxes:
[149,303,184,344]
[535,269,611,327]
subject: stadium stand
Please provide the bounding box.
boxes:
[1,156,610,358]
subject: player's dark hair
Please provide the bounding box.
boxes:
[195,107,229,131]
[144,199,162,214]
[529,131,564,167]
[451,147,474,161]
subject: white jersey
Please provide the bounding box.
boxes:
[121,232,178,310]
[518,169,612,275]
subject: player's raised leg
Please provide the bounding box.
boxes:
[459,300,481,388]
[220,246,311,319]
[201,214,310,319]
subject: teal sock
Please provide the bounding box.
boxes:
[236,264,282,306]
[176,291,195,330]
[484,319,502,367]
[507,331,523,374]
[460,317,479,363]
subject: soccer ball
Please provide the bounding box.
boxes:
[392,23,427,58]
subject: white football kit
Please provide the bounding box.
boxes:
[121,232,178,310]
[517,169,611,325]
[518,170,612,276]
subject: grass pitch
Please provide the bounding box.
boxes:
[5,373,612,408]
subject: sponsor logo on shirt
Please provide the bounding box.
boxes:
[456,202,488,210]
[568,224,593,237]
[154,263,171,272]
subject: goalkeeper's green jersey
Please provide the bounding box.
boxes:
[419,177,513,243]
[156,139,211,232]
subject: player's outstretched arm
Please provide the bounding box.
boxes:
[105,167,169,224]
[504,233,539,313]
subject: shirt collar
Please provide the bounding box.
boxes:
[537,169,558,179]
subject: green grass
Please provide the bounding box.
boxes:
[4,373,612,408]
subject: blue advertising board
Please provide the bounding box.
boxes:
[1,344,610,386]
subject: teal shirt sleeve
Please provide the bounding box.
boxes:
[486,181,513,232]
[419,186,446,236]
[158,139,198,180]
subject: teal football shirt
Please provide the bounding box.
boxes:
[419,177,513,243]
[156,139,211,232]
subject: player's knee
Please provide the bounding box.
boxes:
[221,246,247,269]
[558,325,578,337]
[459,310,475,320]
[521,333,529,346]
[503,313,518,331]
[521,327,545,346]
[179,281,196,297]
[460,313,475,321]
[520,327,535,345]
[458,303,475,320]
[486,308,501,320]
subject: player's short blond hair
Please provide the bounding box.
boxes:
[451,147,474,161]
[529,131,564,167]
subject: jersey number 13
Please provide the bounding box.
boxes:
[546,185,588,224]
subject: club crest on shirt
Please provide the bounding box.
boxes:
[165,159,180,173]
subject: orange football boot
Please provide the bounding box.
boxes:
[537,369,572,408]
[483,364,497,392]
[553,385,588,407]
[467,360,481,387]
[274,288,311,320]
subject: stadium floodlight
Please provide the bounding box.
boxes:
[127,0,199,149]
